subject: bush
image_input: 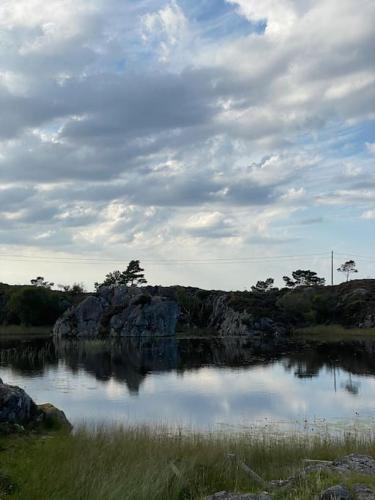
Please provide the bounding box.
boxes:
[5,287,64,326]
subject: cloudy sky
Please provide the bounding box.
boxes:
[0,0,374,290]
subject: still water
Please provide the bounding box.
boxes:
[1,336,375,431]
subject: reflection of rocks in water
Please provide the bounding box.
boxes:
[53,337,179,394]
[0,338,57,375]
[52,336,289,394]
[1,337,375,396]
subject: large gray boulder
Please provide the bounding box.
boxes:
[54,286,180,338]
[209,294,286,337]
[110,298,179,337]
[0,380,38,424]
[54,295,107,338]
[0,379,71,430]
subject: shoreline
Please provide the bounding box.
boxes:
[1,424,375,499]
[1,323,375,341]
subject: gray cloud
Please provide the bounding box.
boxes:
[0,0,374,289]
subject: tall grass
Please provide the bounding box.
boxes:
[294,324,375,341]
[0,325,52,336]
[1,426,375,499]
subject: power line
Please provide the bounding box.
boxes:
[0,252,329,265]
[335,253,375,261]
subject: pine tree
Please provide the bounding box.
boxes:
[95,260,147,290]
[337,260,358,282]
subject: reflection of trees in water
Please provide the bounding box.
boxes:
[0,338,57,375]
[341,373,361,395]
[1,337,375,395]
[282,341,375,380]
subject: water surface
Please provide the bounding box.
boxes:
[1,336,374,432]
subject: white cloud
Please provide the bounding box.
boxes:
[362,210,375,220]
[141,1,188,62]
[0,0,97,52]
[227,0,297,38]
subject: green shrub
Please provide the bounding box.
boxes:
[5,287,64,326]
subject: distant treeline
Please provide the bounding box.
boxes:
[0,283,84,327]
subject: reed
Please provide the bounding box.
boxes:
[1,425,375,499]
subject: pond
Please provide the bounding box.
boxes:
[1,336,375,432]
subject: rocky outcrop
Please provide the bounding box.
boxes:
[206,455,375,500]
[53,295,108,338]
[54,286,180,338]
[52,280,375,339]
[0,378,71,431]
[320,485,352,500]
[209,294,287,337]
[0,379,38,424]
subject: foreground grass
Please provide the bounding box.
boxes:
[1,426,375,499]
[0,325,52,337]
[294,324,375,342]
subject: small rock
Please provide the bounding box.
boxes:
[332,454,375,476]
[0,423,25,435]
[205,492,270,500]
[320,485,352,500]
[37,403,72,431]
[352,484,375,500]
[0,471,16,495]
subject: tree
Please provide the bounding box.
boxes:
[6,286,62,326]
[251,278,275,293]
[95,260,147,290]
[122,260,147,286]
[337,260,358,282]
[70,283,86,295]
[58,283,86,294]
[30,276,54,289]
[283,269,325,288]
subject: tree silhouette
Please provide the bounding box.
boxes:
[30,276,54,289]
[95,260,147,290]
[283,270,325,288]
[251,278,275,293]
[337,260,358,282]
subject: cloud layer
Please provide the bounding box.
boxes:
[0,0,374,288]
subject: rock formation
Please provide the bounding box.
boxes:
[0,378,38,425]
[0,378,71,431]
[53,279,375,339]
[54,286,180,338]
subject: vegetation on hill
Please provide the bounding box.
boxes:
[0,282,85,329]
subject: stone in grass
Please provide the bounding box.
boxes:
[320,484,352,500]
[352,484,375,500]
[205,492,271,500]
[0,379,72,431]
[0,472,16,496]
[37,403,72,431]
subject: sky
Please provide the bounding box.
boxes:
[0,0,374,291]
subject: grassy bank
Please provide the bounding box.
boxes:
[0,325,52,337]
[1,426,375,499]
[294,324,375,342]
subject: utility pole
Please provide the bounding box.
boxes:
[331,250,334,286]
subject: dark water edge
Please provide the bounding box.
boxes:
[1,335,375,431]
